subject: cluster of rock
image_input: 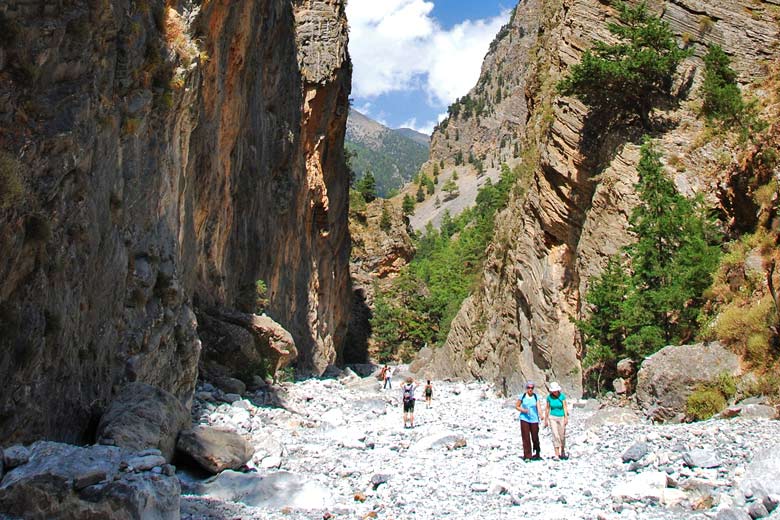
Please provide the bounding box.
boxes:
[175,368,778,519]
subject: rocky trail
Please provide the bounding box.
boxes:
[177,369,780,520]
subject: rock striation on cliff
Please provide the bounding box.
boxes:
[418,0,779,397]
[0,0,351,444]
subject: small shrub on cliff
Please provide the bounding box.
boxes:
[379,205,392,232]
[557,1,690,128]
[255,280,269,312]
[356,171,377,203]
[0,152,25,209]
[701,45,765,140]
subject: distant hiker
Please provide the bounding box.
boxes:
[424,380,433,408]
[543,382,569,460]
[402,377,417,428]
[382,365,393,389]
[515,381,541,461]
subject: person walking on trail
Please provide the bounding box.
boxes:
[424,380,433,408]
[382,365,393,389]
[543,382,569,460]
[402,377,417,428]
[516,381,541,461]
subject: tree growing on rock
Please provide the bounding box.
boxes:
[578,139,722,390]
[402,194,416,216]
[557,1,689,128]
[356,171,377,203]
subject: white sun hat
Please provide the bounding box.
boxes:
[549,382,562,393]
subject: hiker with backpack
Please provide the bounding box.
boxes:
[515,381,541,461]
[424,380,433,408]
[543,382,569,460]
[402,377,417,428]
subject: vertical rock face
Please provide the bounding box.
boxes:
[420,0,778,397]
[0,0,350,444]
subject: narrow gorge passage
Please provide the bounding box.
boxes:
[180,369,779,520]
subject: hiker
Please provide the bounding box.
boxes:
[543,382,569,460]
[382,365,393,389]
[424,380,433,408]
[402,377,417,428]
[515,381,541,461]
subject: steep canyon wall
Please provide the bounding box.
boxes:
[0,0,351,444]
[418,0,779,397]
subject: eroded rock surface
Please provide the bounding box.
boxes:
[0,442,179,520]
[0,0,351,444]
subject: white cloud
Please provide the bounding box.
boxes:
[399,112,448,135]
[347,0,509,107]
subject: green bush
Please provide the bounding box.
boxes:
[686,386,726,421]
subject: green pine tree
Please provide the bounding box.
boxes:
[379,204,392,232]
[557,1,689,128]
[402,194,416,216]
[578,139,722,389]
[357,171,377,203]
[416,184,425,203]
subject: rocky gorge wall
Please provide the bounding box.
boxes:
[418,0,779,397]
[0,0,351,445]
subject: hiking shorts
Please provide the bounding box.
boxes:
[403,399,415,412]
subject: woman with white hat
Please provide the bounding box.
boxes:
[543,382,569,460]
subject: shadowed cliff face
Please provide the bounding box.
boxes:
[0,0,351,444]
[418,0,779,397]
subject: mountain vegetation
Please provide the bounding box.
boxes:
[370,164,521,362]
[345,110,429,198]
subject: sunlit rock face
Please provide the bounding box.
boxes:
[418,0,778,398]
[0,0,351,444]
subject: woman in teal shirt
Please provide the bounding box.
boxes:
[515,381,541,461]
[543,382,569,460]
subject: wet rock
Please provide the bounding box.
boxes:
[96,383,189,462]
[0,442,179,519]
[177,426,254,474]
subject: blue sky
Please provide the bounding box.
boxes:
[346,0,512,135]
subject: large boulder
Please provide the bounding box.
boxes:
[198,308,297,382]
[176,426,254,474]
[192,470,333,509]
[97,383,190,462]
[636,342,741,421]
[0,442,179,520]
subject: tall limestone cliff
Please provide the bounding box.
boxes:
[418,0,779,397]
[0,0,351,444]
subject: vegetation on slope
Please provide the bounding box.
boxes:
[370,164,522,362]
[578,140,722,390]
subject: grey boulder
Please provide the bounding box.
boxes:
[176,426,254,474]
[742,443,780,498]
[97,382,190,462]
[622,442,649,463]
[683,449,722,469]
[0,441,179,520]
[636,342,740,421]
